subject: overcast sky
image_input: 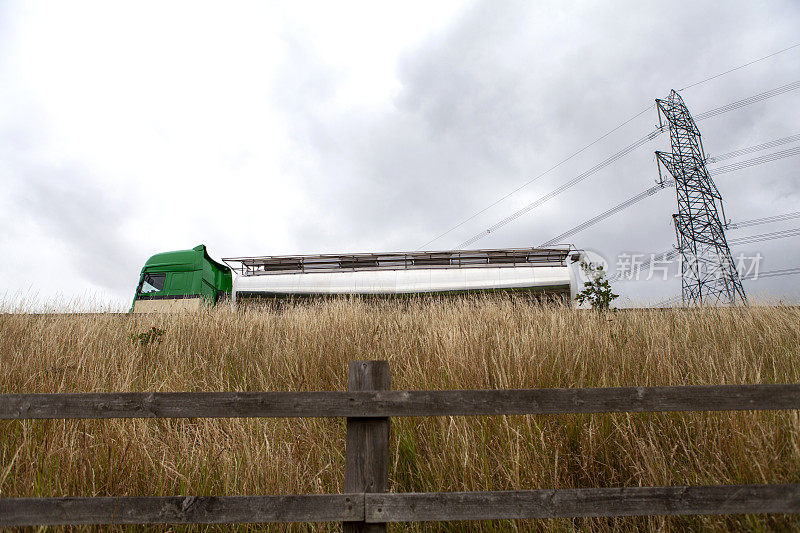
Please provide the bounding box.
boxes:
[1,1,799,309]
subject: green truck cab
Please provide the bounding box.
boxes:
[131,245,232,313]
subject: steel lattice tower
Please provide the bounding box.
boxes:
[655,90,747,306]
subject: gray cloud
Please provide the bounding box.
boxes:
[7,145,138,296]
[2,1,799,305]
[270,0,800,302]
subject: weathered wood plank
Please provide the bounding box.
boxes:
[2,384,799,420]
[381,384,800,416]
[4,486,798,526]
[344,361,390,533]
[365,485,800,522]
[0,494,363,526]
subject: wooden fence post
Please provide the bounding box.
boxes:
[344,361,390,532]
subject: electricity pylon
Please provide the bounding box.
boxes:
[655,90,747,306]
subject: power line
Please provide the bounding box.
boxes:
[608,213,800,283]
[455,130,661,249]
[646,266,799,307]
[627,227,800,274]
[744,267,800,280]
[540,183,667,246]
[679,42,800,91]
[608,219,800,288]
[707,133,800,163]
[728,211,800,230]
[539,139,800,248]
[709,146,800,175]
[419,36,800,251]
[695,80,800,121]
[416,104,656,250]
[455,81,800,250]
[729,227,800,246]
[612,253,800,286]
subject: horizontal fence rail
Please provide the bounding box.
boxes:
[0,495,363,527]
[367,485,800,522]
[1,361,799,528]
[3,384,800,419]
[3,485,800,527]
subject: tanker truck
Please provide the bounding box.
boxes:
[130,244,581,313]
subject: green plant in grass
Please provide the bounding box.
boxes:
[129,326,165,347]
[575,261,618,310]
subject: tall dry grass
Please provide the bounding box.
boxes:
[1,298,799,531]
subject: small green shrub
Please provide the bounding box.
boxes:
[575,261,618,310]
[129,326,165,347]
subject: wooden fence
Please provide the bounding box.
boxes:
[1,360,799,528]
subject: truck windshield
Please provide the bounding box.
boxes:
[139,273,166,294]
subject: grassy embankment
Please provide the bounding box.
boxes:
[1,299,799,531]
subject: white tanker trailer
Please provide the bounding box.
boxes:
[131,245,582,312]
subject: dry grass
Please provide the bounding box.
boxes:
[1,298,799,531]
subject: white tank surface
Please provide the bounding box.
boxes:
[224,247,578,303]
